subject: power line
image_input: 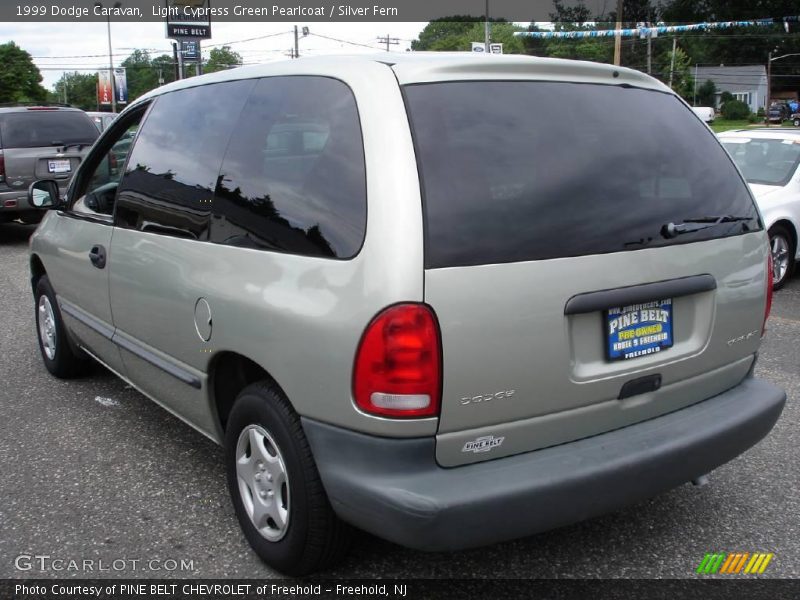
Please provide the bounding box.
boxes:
[307,32,384,51]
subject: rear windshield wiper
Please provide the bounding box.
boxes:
[661,215,754,239]
[51,141,91,151]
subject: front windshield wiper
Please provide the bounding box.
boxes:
[661,215,754,239]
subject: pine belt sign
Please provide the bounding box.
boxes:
[165,0,211,39]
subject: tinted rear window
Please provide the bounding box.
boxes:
[404,81,759,268]
[0,111,98,148]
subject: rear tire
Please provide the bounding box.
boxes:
[794,118,800,127]
[768,225,795,290]
[34,275,91,377]
[224,382,353,576]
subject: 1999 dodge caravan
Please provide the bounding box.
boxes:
[28,54,786,575]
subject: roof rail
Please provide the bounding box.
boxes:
[0,102,74,108]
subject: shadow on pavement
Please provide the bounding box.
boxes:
[0,222,37,246]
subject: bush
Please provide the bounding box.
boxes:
[721,99,751,120]
[748,113,759,123]
[757,107,765,117]
[720,91,734,104]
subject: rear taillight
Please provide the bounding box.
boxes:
[763,251,773,335]
[353,303,441,418]
[0,152,5,183]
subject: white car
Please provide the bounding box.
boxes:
[691,106,715,123]
[720,129,800,288]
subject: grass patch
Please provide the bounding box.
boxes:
[710,120,752,133]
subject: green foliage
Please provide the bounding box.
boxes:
[0,42,47,103]
[204,46,243,73]
[696,79,717,107]
[411,18,524,53]
[660,46,694,101]
[50,72,99,110]
[721,99,751,120]
[411,17,485,51]
[720,91,734,104]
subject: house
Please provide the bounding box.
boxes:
[694,65,767,113]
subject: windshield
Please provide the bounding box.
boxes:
[404,81,759,268]
[722,138,800,186]
[0,111,98,148]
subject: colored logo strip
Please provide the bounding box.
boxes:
[696,553,774,574]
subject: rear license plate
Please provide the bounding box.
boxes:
[47,159,71,174]
[606,299,673,361]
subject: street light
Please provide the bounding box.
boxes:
[766,51,800,127]
[95,1,121,114]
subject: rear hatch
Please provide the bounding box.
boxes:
[403,77,768,467]
[0,109,97,193]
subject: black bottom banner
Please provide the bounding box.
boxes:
[3,579,799,600]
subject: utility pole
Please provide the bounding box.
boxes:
[484,0,490,52]
[196,40,202,76]
[646,26,652,74]
[377,35,399,52]
[693,63,698,105]
[172,41,179,81]
[94,2,121,112]
[294,25,299,58]
[177,43,184,80]
[668,37,677,89]
[766,51,772,127]
[613,0,622,66]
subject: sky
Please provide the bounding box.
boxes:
[0,21,430,89]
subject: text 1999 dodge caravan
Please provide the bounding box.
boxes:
[28,54,786,575]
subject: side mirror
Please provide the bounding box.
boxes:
[28,180,61,209]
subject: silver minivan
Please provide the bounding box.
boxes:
[28,54,786,575]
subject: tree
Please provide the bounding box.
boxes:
[696,79,717,106]
[121,49,159,101]
[204,46,242,73]
[51,72,98,110]
[660,45,694,101]
[411,17,485,51]
[0,42,47,103]
[411,19,525,53]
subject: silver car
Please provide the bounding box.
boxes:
[0,104,97,225]
[27,54,786,575]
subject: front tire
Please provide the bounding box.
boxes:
[34,275,91,377]
[769,225,795,290]
[224,382,353,576]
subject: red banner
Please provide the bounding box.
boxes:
[97,70,113,105]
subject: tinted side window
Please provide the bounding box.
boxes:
[114,80,254,239]
[210,76,366,258]
[404,82,759,268]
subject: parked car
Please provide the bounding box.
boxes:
[27,54,785,575]
[767,104,789,124]
[719,129,800,288]
[691,106,715,123]
[86,111,118,132]
[0,104,97,225]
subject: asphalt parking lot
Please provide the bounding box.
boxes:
[1,221,797,579]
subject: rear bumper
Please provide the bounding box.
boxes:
[0,189,32,212]
[303,377,785,552]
